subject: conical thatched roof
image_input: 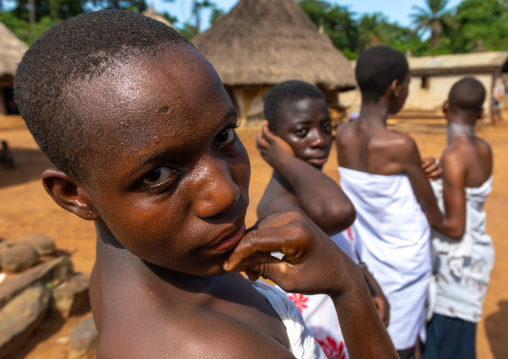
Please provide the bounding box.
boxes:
[0,21,28,78]
[142,4,176,30]
[192,0,355,90]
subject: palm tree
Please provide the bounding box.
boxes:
[358,13,388,51]
[410,0,452,48]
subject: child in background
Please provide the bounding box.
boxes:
[422,78,494,359]
[14,10,397,358]
[257,80,390,359]
[335,46,445,359]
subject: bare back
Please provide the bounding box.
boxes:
[336,121,443,228]
[443,136,492,188]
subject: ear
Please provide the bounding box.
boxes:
[390,79,400,97]
[478,107,485,119]
[442,100,449,114]
[41,168,98,221]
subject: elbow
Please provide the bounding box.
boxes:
[443,226,465,240]
[433,220,465,240]
[324,203,356,235]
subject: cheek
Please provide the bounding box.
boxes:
[232,141,251,192]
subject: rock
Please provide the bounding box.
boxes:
[69,317,98,359]
[0,282,51,359]
[20,234,56,256]
[0,241,39,273]
[0,256,73,310]
[52,273,90,317]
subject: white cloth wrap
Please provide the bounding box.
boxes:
[250,280,326,358]
[339,167,431,350]
[429,177,495,322]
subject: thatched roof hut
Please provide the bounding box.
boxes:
[0,21,27,84]
[192,0,355,122]
[0,21,27,114]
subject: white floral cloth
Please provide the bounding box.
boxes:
[430,177,495,322]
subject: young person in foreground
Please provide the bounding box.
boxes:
[14,10,397,359]
[422,78,494,359]
[257,80,390,358]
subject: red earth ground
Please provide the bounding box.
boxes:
[1,115,507,358]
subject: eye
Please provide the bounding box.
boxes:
[215,127,236,146]
[322,122,332,134]
[142,166,175,186]
[295,128,308,137]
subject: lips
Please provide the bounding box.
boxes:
[205,222,246,253]
[306,156,328,167]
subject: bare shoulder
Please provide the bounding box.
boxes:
[373,131,419,162]
[258,176,298,219]
[335,122,353,144]
[97,306,294,359]
[441,144,467,170]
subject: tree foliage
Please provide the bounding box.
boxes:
[410,0,453,48]
[3,0,508,56]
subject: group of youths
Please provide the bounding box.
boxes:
[13,10,493,359]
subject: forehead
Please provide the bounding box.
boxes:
[68,45,233,167]
[279,97,328,125]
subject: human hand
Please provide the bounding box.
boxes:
[223,209,359,297]
[373,294,390,327]
[422,157,442,181]
[256,121,295,169]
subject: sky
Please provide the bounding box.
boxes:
[152,0,464,31]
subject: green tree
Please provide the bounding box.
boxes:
[410,0,453,48]
[357,13,388,50]
[448,0,508,52]
[298,0,359,59]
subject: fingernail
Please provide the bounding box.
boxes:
[223,260,229,270]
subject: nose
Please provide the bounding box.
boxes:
[309,129,327,149]
[192,155,241,219]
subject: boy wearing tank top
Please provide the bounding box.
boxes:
[422,78,494,359]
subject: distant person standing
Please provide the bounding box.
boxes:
[492,77,504,122]
[423,78,494,359]
[335,46,445,359]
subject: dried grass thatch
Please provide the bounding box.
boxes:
[192,0,355,91]
[0,21,28,78]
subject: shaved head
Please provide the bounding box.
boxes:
[448,77,486,114]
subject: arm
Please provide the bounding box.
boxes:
[257,121,355,235]
[437,150,467,239]
[225,209,398,359]
[398,137,443,229]
[360,264,390,326]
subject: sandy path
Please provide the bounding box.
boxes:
[0,115,506,358]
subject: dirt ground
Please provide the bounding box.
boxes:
[1,115,507,358]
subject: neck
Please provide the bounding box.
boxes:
[358,99,390,127]
[447,122,475,144]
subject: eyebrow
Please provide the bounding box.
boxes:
[128,107,238,178]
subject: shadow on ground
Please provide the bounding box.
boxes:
[485,300,508,359]
[0,148,51,188]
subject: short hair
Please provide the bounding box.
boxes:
[355,46,409,103]
[264,80,326,132]
[14,10,191,181]
[448,77,486,113]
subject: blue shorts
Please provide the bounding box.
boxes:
[421,313,476,359]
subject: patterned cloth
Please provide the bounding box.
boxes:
[339,167,431,350]
[284,230,357,359]
[430,177,495,322]
[250,280,326,358]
